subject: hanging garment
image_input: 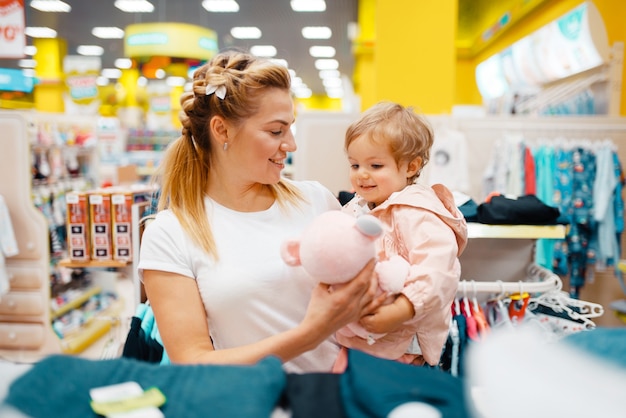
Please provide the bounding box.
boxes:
[121,303,170,365]
[427,126,470,194]
[568,147,597,296]
[533,144,557,269]
[0,195,19,297]
[461,298,480,342]
[472,302,490,337]
[524,146,536,195]
[592,146,621,268]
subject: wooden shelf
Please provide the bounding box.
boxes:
[59,316,113,355]
[57,296,124,354]
[467,223,567,239]
[57,259,130,268]
[50,286,102,320]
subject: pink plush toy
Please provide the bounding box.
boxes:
[280,210,409,344]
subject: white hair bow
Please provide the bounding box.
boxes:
[206,84,226,100]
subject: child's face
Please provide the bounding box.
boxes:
[347,135,413,207]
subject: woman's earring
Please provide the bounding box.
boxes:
[223,142,228,151]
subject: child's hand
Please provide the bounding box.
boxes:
[359,294,415,334]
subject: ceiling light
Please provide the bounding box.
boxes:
[302,26,331,39]
[292,86,312,99]
[25,27,57,38]
[347,22,359,40]
[96,77,109,86]
[24,45,37,56]
[291,0,325,12]
[250,45,277,57]
[102,68,122,79]
[322,78,342,88]
[202,0,239,12]
[114,0,154,13]
[319,69,340,79]
[326,87,344,98]
[92,27,125,39]
[230,26,261,39]
[30,0,71,12]
[18,59,37,68]
[309,46,335,58]
[77,45,104,56]
[166,76,186,87]
[270,58,288,68]
[114,58,133,69]
[314,59,338,70]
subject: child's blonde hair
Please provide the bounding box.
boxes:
[345,101,434,183]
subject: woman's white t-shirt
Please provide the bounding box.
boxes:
[138,180,341,373]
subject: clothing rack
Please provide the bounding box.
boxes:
[457,264,561,296]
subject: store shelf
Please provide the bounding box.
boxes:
[136,166,158,177]
[467,223,567,239]
[57,296,124,355]
[50,286,102,320]
[57,259,130,269]
[59,316,113,354]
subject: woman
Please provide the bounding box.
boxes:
[138,50,382,373]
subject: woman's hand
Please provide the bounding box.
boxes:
[300,259,385,345]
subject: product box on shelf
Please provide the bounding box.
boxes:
[88,191,112,260]
[109,185,154,261]
[66,192,90,262]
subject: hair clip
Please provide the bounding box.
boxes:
[206,84,226,100]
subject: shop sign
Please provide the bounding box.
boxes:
[0,0,25,58]
[149,95,170,113]
[66,74,98,100]
[125,22,218,61]
[0,67,33,92]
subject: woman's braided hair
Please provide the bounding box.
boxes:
[155,50,303,259]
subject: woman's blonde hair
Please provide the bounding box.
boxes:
[344,101,434,183]
[155,50,303,259]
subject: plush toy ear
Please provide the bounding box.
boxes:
[355,214,383,239]
[280,239,302,266]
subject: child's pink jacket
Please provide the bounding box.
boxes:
[339,183,468,365]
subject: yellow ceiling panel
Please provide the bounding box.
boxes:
[457,0,551,58]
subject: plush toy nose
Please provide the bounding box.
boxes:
[355,214,383,238]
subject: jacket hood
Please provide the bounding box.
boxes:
[372,183,468,256]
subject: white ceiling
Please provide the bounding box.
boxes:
[1,0,359,95]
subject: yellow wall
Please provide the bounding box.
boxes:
[454,57,476,105]
[352,0,376,110]
[355,0,457,113]
[33,38,66,113]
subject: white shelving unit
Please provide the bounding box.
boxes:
[460,223,567,285]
